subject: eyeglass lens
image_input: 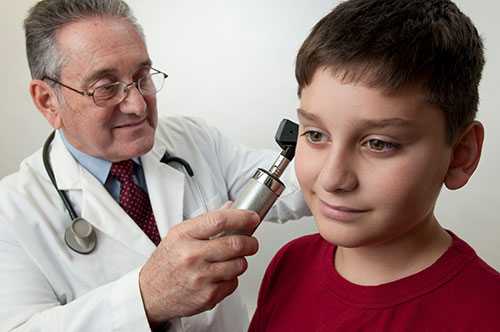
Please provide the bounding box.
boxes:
[93,72,166,107]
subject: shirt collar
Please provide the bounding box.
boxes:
[59,130,141,185]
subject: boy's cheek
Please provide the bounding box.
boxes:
[295,145,322,196]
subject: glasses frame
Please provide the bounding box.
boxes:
[43,67,168,107]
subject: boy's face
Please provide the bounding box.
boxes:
[296,69,453,248]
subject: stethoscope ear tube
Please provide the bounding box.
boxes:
[161,152,208,212]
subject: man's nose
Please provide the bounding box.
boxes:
[119,83,147,115]
[317,145,358,193]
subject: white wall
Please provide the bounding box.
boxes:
[2,0,499,314]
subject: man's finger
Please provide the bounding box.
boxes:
[218,201,233,210]
[204,235,259,262]
[183,209,260,240]
[206,258,249,281]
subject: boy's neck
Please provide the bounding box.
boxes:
[334,216,452,286]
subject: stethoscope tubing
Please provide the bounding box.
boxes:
[43,131,79,220]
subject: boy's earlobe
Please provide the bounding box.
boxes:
[444,121,484,190]
[29,80,63,129]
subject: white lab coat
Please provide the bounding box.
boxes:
[0,116,308,332]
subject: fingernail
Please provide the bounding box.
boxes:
[219,201,233,210]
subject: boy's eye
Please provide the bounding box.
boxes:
[302,130,328,144]
[365,139,399,152]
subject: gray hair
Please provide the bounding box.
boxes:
[24,0,145,81]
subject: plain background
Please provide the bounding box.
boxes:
[1,0,499,314]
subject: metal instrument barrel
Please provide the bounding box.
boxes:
[232,169,285,221]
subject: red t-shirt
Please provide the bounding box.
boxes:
[249,232,500,331]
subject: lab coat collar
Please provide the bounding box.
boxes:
[59,130,112,185]
[51,131,83,191]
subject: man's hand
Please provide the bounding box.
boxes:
[139,208,260,324]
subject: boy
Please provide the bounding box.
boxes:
[249,0,500,331]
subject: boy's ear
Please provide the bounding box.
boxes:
[29,79,63,129]
[444,121,484,190]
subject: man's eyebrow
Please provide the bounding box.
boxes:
[82,68,118,88]
[82,60,153,88]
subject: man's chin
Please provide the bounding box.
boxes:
[109,137,155,162]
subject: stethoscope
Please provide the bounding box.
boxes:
[43,131,208,254]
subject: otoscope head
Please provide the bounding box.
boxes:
[275,119,299,160]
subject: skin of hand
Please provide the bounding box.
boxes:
[138,208,260,324]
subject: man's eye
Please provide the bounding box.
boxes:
[101,84,118,92]
[93,78,114,88]
[302,130,327,144]
[365,139,399,152]
[94,83,121,100]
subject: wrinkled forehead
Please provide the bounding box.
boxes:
[55,16,149,80]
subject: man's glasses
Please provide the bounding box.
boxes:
[43,68,168,108]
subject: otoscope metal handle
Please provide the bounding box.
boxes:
[223,119,298,237]
[232,168,285,222]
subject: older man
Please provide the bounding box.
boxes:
[0,1,308,331]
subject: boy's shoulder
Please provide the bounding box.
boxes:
[449,232,499,282]
[439,234,500,326]
[266,233,332,275]
[277,233,331,258]
[450,234,500,298]
[258,233,331,302]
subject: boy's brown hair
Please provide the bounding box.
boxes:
[296,0,484,143]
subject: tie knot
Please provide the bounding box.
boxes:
[110,159,135,183]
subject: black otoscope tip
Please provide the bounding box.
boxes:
[275,119,299,160]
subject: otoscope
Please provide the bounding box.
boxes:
[231,119,299,233]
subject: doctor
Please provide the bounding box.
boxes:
[0,0,308,331]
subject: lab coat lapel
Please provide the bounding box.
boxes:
[50,131,156,257]
[80,171,156,256]
[140,144,185,238]
[49,131,185,256]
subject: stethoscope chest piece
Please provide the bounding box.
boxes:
[64,217,97,254]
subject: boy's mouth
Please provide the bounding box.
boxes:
[318,199,369,222]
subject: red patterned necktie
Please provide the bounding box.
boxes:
[110,160,161,246]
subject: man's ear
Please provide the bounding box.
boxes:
[29,79,63,129]
[444,121,484,190]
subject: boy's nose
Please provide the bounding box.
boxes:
[317,146,358,193]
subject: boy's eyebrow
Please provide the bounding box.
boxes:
[357,118,414,129]
[297,108,320,122]
[297,108,412,128]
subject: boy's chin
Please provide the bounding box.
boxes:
[316,222,386,249]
